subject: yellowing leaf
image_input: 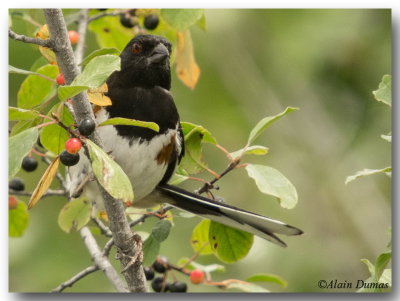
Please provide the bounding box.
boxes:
[175,30,200,89]
[28,156,60,209]
[36,24,57,65]
[87,91,112,106]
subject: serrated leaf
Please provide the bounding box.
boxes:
[9,107,40,121]
[58,85,88,101]
[17,64,58,109]
[245,164,298,209]
[80,48,120,66]
[99,117,159,132]
[86,139,134,203]
[373,75,391,106]
[161,9,204,31]
[230,145,269,160]
[142,236,161,266]
[248,107,299,145]
[9,201,29,237]
[72,55,121,88]
[175,30,200,89]
[8,127,39,178]
[88,16,133,50]
[58,197,92,233]
[209,221,254,263]
[191,219,213,255]
[345,167,392,184]
[224,280,270,293]
[40,105,74,155]
[28,156,60,209]
[246,274,288,287]
[151,220,172,243]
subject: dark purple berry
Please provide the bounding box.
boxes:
[127,9,136,16]
[9,178,25,191]
[152,256,168,274]
[120,14,135,28]
[169,281,187,292]
[144,14,159,30]
[151,277,166,292]
[144,267,155,280]
[78,117,96,136]
[60,150,80,166]
[22,156,38,172]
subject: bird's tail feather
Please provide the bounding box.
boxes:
[156,184,303,247]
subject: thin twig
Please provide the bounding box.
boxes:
[9,189,67,198]
[92,217,113,237]
[8,29,53,48]
[88,10,124,23]
[50,265,99,292]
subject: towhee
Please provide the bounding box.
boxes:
[69,35,302,247]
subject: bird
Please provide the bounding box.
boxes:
[69,34,303,247]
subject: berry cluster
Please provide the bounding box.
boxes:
[118,9,159,31]
[144,256,205,293]
[9,156,39,194]
[60,117,96,167]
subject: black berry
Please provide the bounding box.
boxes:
[144,14,159,30]
[60,151,80,166]
[144,267,155,280]
[169,281,187,293]
[120,14,136,28]
[78,117,96,136]
[152,257,168,274]
[9,178,25,191]
[151,277,168,292]
[97,8,107,11]
[127,9,136,16]
[22,156,38,172]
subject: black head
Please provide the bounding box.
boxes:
[115,35,172,90]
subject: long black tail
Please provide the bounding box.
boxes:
[156,184,303,247]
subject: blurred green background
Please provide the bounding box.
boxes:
[9,9,391,292]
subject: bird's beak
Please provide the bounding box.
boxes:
[148,43,169,64]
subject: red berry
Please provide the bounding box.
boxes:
[67,99,73,104]
[9,196,18,210]
[65,138,82,154]
[68,30,80,45]
[56,73,65,85]
[189,269,204,284]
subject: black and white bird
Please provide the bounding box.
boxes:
[69,35,303,247]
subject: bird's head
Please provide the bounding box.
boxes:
[117,35,172,90]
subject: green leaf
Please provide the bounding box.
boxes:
[361,258,376,277]
[9,201,29,237]
[99,117,159,132]
[225,281,270,293]
[151,220,172,243]
[72,55,121,88]
[142,236,161,266]
[86,139,134,203]
[248,107,299,145]
[372,75,391,106]
[209,221,253,263]
[8,127,39,178]
[246,274,288,287]
[88,16,133,50]
[179,122,217,174]
[9,65,44,76]
[161,9,204,31]
[58,197,92,233]
[375,249,392,281]
[196,13,207,31]
[177,257,225,273]
[245,164,298,209]
[345,167,392,184]
[80,48,121,66]
[191,219,213,255]
[58,85,88,101]
[168,172,189,185]
[17,64,58,109]
[230,145,269,160]
[40,105,74,155]
[9,107,40,121]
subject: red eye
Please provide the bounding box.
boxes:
[132,43,142,54]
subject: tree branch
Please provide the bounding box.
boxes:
[79,227,128,292]
[9,189,67,198]
[50,265,99,293]
[8,29,53,48]
[43,9,147,292]
[74,9,89,67]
